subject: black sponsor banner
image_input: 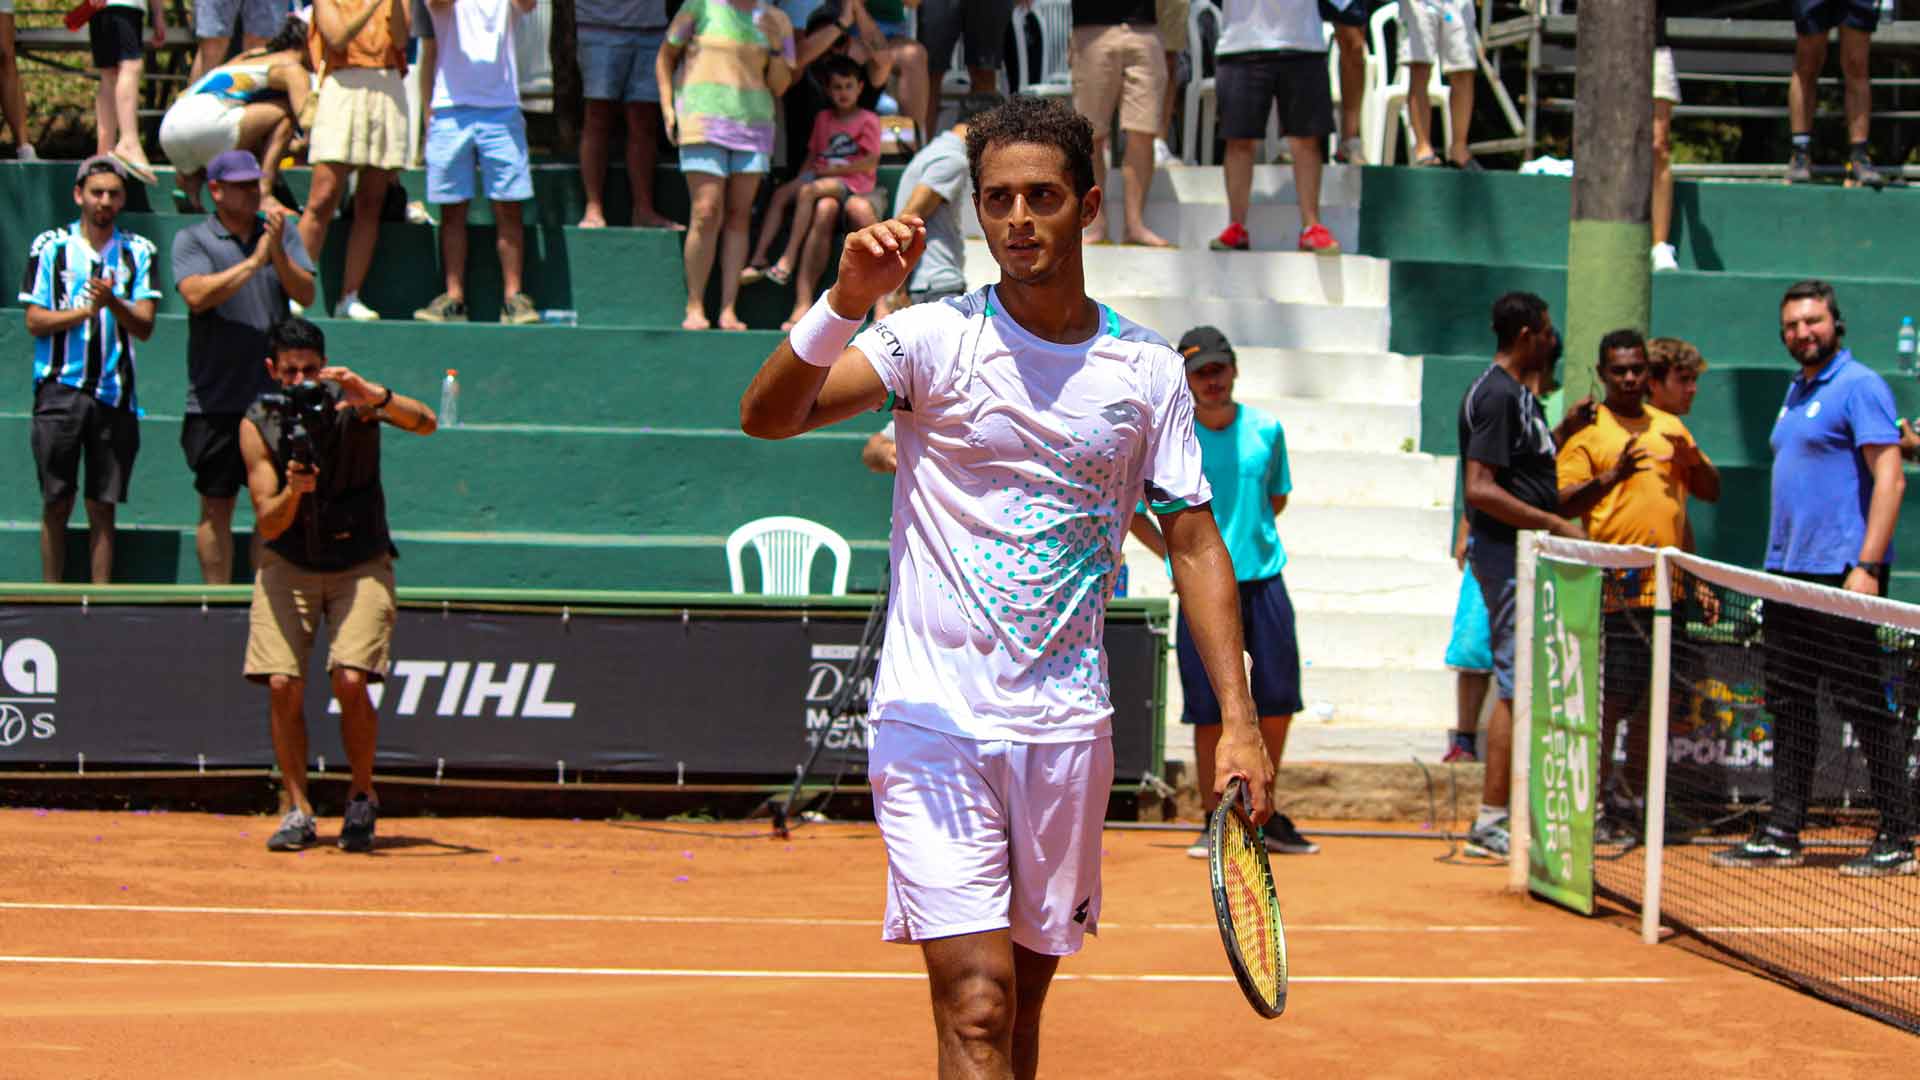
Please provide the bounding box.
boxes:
[0,599,1166,779]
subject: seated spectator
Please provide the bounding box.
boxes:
[413,0,541,325]
[160,17,313,213]
[659,0,795,331]
[919,0,1012,98]
[1404,0,1479,169]
[785,0,896,178]
[1208,0,1339,255]
[576,0,678,228]
[841,0,928,139]
[299,0,411,322]
[90,0,172,184]
[189,0,278,83]
[874,91,999,318]
[1,0,33,158]
[20,157,161,584]
[1072,0,1170,247]
[743,57,880,297]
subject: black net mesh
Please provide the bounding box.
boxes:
[1586,562,1920,1033]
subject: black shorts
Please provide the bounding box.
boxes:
[181,413,247,498]
[1216,51,1335,141]
[89,6,146,69]
[1603,608,1654,715]
[1793,0,1878,35]
[918,0,1015,70]
[1176,573,1304,724]
[1318,0,1371,29]
[31,381,139,505]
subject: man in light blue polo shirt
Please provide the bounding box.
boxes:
[1129,326,1318,859]
[1714,279,1915,878]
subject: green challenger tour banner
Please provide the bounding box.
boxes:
[1529,558,1601,914]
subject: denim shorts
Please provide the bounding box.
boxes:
[679,142,770,177]
[425,106,534,204]
[579,26,665,104]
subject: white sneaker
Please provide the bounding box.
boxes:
[1338,136,1366,165]
[405,200,436,226]
[337,294,381,321]
[1185,831,1208,859]
[15,144,38,161]
[1153,138,1175,168]
[1651,242,1679,272]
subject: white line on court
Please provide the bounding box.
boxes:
[0,901,1530,935]
[0,955,1677,985]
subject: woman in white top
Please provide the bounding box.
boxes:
[160,17,315,211]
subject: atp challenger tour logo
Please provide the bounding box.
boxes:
[806,644,875,751]
[1533,576,1595,887]
[327,660,577,719]
[0,637,59,748]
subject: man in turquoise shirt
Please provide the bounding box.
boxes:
[1131,326,1317,858]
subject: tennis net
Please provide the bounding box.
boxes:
[1512,536,1920,1033]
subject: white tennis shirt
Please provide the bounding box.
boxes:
[852,286,1211,743]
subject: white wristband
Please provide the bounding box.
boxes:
[790,293,864,368]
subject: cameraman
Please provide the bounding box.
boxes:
[239,316,436,853]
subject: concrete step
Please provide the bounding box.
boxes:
[1279,504,1454,559]
[1281,721,1456,765]
[1232,348,1423,406]
[1101,296,1389,354]
[1243,396,1419,453]
[1151,163,1367,208]
[1287,450,1456,509]
[1296,610,1456,671]
[964,241,1389,306]
[1297,665,1457,731]
[1283,554,1458,615]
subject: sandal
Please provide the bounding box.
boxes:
[739,264,768,285]
[765,264,793,287]
[1448,156,1486,172]
[1413,152,1444,168]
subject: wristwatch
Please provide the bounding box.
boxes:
[1847,561,1889,583]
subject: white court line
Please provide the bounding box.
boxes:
[0,902,1529,934]
[0,955,1677,985]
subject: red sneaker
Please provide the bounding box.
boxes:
[1209,221,1250,251]
[1298,223,1341,255]
[1441,745,1478,764]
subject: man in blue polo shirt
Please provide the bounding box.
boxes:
[1129,326,1319,858]
[1714,279,1914,878]
[19,155,160,584]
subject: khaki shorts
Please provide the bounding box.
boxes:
[1071,24,1168,137]
[244,549,398,683]
[1156,0,1189,55]
[1402,0,1478,75]
[309,67,410,171]
[1653,46,1681,104]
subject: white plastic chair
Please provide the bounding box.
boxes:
[726,516,852,596]
[1180,0,1281,166]
[1365,2,1453,166]
[1024,0,1074,98]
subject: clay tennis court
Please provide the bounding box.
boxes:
[1,807,1912,1077]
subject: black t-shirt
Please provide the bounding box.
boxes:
[1072,0,1157,27]
[1458,364,1559,544]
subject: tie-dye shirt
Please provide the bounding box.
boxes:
[666,0,796,154]
[852,286,1211,744]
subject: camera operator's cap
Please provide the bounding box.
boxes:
[1177,326,1236,371]
[74,154,127,185]
[207,149,264,183]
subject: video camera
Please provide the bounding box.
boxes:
[256,379,331,467]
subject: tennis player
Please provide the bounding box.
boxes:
[740,95,1273,1079]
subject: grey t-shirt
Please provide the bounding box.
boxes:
[172,215,316,415]
[575,0,667,30]
[891,130,969,296]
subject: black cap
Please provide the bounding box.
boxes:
[1177,326,1235,371]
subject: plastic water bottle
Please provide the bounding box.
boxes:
[439,369,460,427]
[1898,317,1916,374]
[540,308,578,326]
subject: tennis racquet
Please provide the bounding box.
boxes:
[1208,776,1288,1018]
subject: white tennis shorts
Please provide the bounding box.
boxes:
[1402,0,1479,75]
[158,94,243,177]
[869,719,1114,957]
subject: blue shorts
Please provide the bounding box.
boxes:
[1467,535,1518,701]
[1176,573,1304,725]
[580,26,665,104]
[425,106,534,205]
[1793,0,1878,35]
[679,142,771,177]
[1444,553,1492,673]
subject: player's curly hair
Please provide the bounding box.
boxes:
[1647,337,1706,380]
[965,95,1096,198]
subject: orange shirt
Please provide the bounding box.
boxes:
[309,0,408,72]
[1555,403,1706,549]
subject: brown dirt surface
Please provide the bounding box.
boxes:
[0,807,1912,1077]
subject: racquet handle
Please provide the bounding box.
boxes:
[64,0,97,30]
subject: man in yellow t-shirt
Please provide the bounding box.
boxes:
[1556,328,1720,842]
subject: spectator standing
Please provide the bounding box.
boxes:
[1322,0,1368,165]
[1789,0,1885,186]
[172,150,317,584]
[1714,281,1914,877]
[1457,291,1588,860]
[89,0,171,184]
[1645,336,1705,418]
[1651,3,1679,270]
[1,0,35,158]
[874,92,998,318]
[659,0,796,331]
[1072,0,1171,247]
[1154,0,1185,166]
[1403,0,1479,170]
[160,19,314,213]
[1443,512,1490,763]
[1127,327,1319,860]
[189,0,276,83]
[19,157,161,584]
[412,0,541,325]
[577,0,678,229]
[410,0,436,167]
[919,0,1013,98]
[299,0,411,322]
[1206,0,1340,255]
[241,317,437,854]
